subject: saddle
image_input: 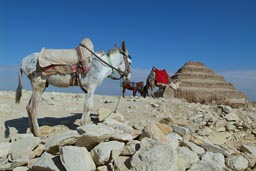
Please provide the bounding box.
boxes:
[38,38,94,76]
[153,67,169,86]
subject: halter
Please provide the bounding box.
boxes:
[79,43,131,80]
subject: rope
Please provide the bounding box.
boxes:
[79,43,128,77]
[102,80,122,121]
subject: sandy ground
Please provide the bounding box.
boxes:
[1,90,255,150]
[0,90,185,142]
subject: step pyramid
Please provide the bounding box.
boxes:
[167,62,248,107]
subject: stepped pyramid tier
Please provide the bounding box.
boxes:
[168,62,248,107]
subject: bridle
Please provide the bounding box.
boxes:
[79,43,131,80]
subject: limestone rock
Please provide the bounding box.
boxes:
[30,152,64,171]
[226,155,249,171]
[188,161,222,171]
[201,152,225,169]
[240,144,256,157]
[139,122,167,143]
[90,141,124,166]
[130,138,178,171]
[121,140,140,156]
[60,146,96,171]
[182,140,205,155]
[76,124,114,150]
[166,132,182,149]
[225,112,240,122]
[172,125,191,140]
[13,166,29,171]
[177,146,199,170]
[191,135,229,156]
[45,130,80,154]
[9,134,40,163]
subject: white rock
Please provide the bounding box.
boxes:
[45,130,80,154]
[9,134,40,163]
[76,124,114,150]
[201,152,225,170]
[166,132,182,149]
[13,166,29,171]
[177,146,199,169]
[30,152,64,171]
[121,140,140,156]
[188,161,222,171]
[225,112,240,122]
[130,138,178,171]
[60,146,96,171]
[240,144,256,157]
[90,141,124,166]
[172,125,191,139]
[226,155,249,171]
[182,140,205,155]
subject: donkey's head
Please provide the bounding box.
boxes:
[119,41,132,81]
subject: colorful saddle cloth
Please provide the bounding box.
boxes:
[154,68,169,85]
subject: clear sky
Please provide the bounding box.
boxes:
[1,0,256,101]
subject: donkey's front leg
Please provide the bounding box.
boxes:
[81,88,95,125]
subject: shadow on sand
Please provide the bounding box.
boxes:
[4,113,82,138]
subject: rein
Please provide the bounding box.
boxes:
[79,43,130,80]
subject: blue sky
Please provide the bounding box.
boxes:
[1,0,256,101]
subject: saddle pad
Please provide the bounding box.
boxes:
[154,68,169,85]
[39,47,91,68]
[39,48,78,67]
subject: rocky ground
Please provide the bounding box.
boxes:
[0,90,256,171]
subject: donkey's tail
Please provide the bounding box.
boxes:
[15,68,23,104]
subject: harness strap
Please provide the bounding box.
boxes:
[79,43,129,78]
[106,54,115,76]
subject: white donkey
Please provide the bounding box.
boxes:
[16,41,131,137]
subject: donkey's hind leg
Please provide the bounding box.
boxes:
[26,77,46,137]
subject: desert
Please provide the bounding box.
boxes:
[0,90,255,171]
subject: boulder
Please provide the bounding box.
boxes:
[90,141,124,166]
[76,124,114,150]
[45,130,80,154]
[30,152,64,171]
[60,146,96,171]
[226,155,249,171]
[130,138,178,171]
[9,134,40,163]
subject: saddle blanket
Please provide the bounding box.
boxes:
[154,68,169,85]
[38,38,94,76]
[40,64,90,76]
[39,47,91,68]
[38,47,92,76]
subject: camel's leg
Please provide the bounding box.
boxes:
[81,86,95,125]
[26,77,46,137]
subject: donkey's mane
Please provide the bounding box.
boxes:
[107,47,120,56]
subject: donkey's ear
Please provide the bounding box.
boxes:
[121,41,126,51]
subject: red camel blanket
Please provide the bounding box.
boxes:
[154,68,169,85]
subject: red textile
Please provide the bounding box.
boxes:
[154,68,169,84]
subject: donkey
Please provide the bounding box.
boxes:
[15,41,131,137]
[122,81,144,97]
